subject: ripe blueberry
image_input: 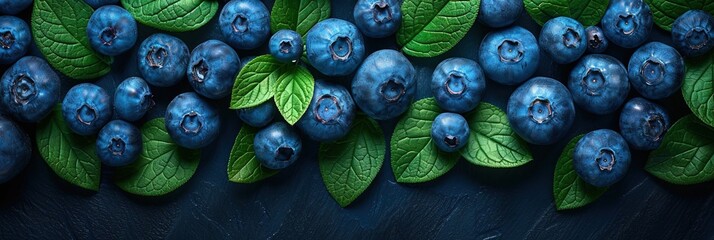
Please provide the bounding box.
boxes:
[96,120,141,167]
[306,18,366,76]
[0,0,32,15]
[269,30,303,63]
[431,57,486,113]
[1,56,60,123]
[568,54,630,115]
[84,0,119,8]
[431,112,470,153]
[296,80,356,142]
[0,16,30,65]
[619,97,670,150]
[165,92,220,149]
[352,49,415,120]
[539,16,587,64]
[574,129,631,187]
[672,10,714,57]
[137,33,190,87]
[86,5,138,56]
[586,26,609,53]
[219,0,270,50]
[601,0,653,48]
[62,83,112,136]
[507,77,576,145]
[627,42,685,100]
[478,0,523,28]
[114,77,153,122]
[479,26,539,85]
[254,122,302,170]
[237,100,277,128]
[188,40,241,99]
[353,0,402,38]
[0,116,30,184]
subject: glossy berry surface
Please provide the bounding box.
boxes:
[574,129,631,188]
[627,42,685,100]
[306,18,366,76]
[479,26,539,85]
[431,57,486,113]
[84,0,119,8]
[586,26,609,53]
[269,30,303,63]
[114,77,153,122]
[507,77,575,145]
[539,16,587,64]
[0,56,60,123]
[95,120,141,167]
[352,49,415,120]
[619,97,670,151]
[238,100,277,128]
[219,0,270,50]
[0,0,32,15]
[187,40,241,99]
[297,80,356,142]
[62,83,112,136]
[86,5,138,56]
[568,54,630,115]
[254,122,302,170]
[0,16,30,65]
[353,0,402,38]
[0,116,30,184]
[137,33,190,87]
[478,0,523,28]
[431,112,470,153]
[601,0,652,48]
[671,10,714,57]
[165,92,220,149]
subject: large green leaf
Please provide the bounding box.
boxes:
[553,134,608,210]
[228,126,278,183]
[682,50,714,127]
[273,65,314,125]
[646,0,714,31]
[230,55,286,110]
[270,0,330,35]
[121,0,219,32]
[524,0,609,26]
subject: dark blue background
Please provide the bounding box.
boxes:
[1,0,713,239]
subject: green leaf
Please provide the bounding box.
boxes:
[646,115,714,185]
[682,50,714,127]
[31,0,112,80]
[270,0,330,35]
[396,0,480,57]
[646,0,714,32]
[460,102,532,168]
[523,0,609,26]
[230,55,287,110]
[391,98,460,183]
[273,65,314,125]
[319,115,385,207]
[115,118,201,196]
[228,126,278,183]
[36,105,101,191]
[121,0,219,32]
[553,134,608,210]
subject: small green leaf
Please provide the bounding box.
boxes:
[524,0,609,26]
[646,115,714,185]
[115,118,201,196]
[646,0,714,32]
[36,105,101,191]
[273,65,314,125]
[32,0,112,80]
[270,0,330,35]
[682,50,714,128]
[228,126,278,183]
[460,102,532,168]
[319,115,385,207]
[391,98,460,183]
[230,55,287,110]
[121,0,219,32]
[396,0,480,57]
[553,134,608,210]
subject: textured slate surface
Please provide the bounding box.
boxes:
[1,1,714,239]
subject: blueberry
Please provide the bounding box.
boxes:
[586,26,609,53]
[431,112,470,153]
[219,0,270,50]
[1,56,60,123]
[269,30,303,63]
[478,0,523,28]
[137,33,190,87]
[507,77,575,145]
[627,42,685,100]
[574,129,631,187]
[296,80,356,142]
[352,49,415,120]
[237,100,277,128]
[188,40,241,99]
[0,116,30,184]
[114,77,153,122]
[431,58,486,113]
[619,97,670,150]
[0,0,31,15]
[672,10,714,57]
[0,16,30,65]
[165,92,220,149]
[306,18,366,76]
[95,120,141,167]
[568,54,630,115]
[479,26,539,85]
[254,122,302,170]
[84,0,119,8]
[539,17,587,64]
[86,5,138,56]
[62,83,112,136]
[601,0,652,48]
[353,0,402,38]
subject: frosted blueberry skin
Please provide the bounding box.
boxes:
[84,0,120,8]
[672,10,714,57]
[0,116,30,184]
[0,16,30,65]
[431,112,470,153]
[254,122,302,170]
[431,58,486,113]
[352,49,415,120]
[619,97,670,150]
[0,0,31,15]
[95,120,141,167]
[574,129,631,188]
[62,83,112,136]
[479,26,539,85]
[296,80,356,142]
[187,40,241,99]
[627,42,685,100]
[269,30,303,63]
[219,0,270,50]
[86,5,138,56]
[237,100,277,128]
[114,77,153,122]
[477,0,523,28]
[568,54,630,115]
[507,77,576,145]
[0,56,60,123]
[539,16,587,64]
[353,0,402,38]
[137,33,190,87]
[601,0,652,48]
[306,18,366,76]
[586,26,609,53]
[165,92,221,149]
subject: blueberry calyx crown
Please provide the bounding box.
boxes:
[191,59,209,83]
[77,104,98,126]
[595,148,616,171]
[639,58,665,86]
[232,14,249,33]
[685,27,710,50]
[330,36,353,61]
[617,14,636,35]
[99,27,117,46]
[147,46,168,68]
[581,68,606,96]
[275,146,295,162]
[497,39,524,63]
[588,33,603,49]
[562,28,581,48]
[314,94,342,124]
[445,71,467,96]
[444,135,459,148]
[380,78,406,103]
[180,111,203,134]
[643,113,666,141]
[528,98,553,124]
[279,40,293,54]
[0,31,15,49]
[11,75,36,105]
[108,137,126,156]
[371,1,392,23]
